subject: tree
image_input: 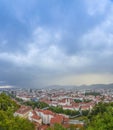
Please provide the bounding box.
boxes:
[47,124,67,130]
[0,93,19,112]
[0,93,35,130]
[87,102,113,130]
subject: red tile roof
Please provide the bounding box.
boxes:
[50,115,64,124]
[31,113,41,120]
[15,106,32,114]
[36,109,54,116]
[43,110,54,115]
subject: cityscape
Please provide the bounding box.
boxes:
[1,86,113,129]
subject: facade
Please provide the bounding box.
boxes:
[35,109,54,124]
[14,106,32,118]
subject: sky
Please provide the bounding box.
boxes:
[0,0,113,88]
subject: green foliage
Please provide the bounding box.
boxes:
[15,97,24,103]
[87,102,113,130]
[88,102,107,118]
[47,124,67,130]
[0,93,35,130]
[85,92,100,96]
[23,101,49,109]
[69,124,78,130]
[47,124,84,130]
[0,111,35,130]
[0,93,19,112]
[74,99,92,103]
[49,106,80,116]
[82,110,89,116]
[83,99,92,103]
[74,99,82,103]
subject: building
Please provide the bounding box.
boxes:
[14,106,32,118]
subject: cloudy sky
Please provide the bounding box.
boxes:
[0,0,113,88]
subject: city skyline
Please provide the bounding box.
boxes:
[0,0,113,88]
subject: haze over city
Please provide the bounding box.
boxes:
[0,0,113,88]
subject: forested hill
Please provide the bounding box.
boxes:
[0,93,35,130]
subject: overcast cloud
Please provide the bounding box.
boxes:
[0,0,113,88]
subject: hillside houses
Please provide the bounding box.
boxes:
[14,106,69,130]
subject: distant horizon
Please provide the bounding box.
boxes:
[1,82,113,89]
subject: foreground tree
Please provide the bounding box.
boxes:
[87,103,113,130]
[0,93,35,130]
